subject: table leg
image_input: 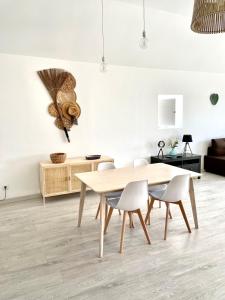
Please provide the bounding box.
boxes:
[77,182,87,227]
[189,178,199,229]
[99,193,106,258]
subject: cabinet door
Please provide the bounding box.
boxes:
[70,163,92,192]
[44,166,69,196]
[182,163,200,173]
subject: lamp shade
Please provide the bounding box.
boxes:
[191,0,225,34]
[182,135,193,143]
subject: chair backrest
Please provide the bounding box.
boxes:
[161,174,190,202]
[97,162,115,171]
[133,158,148,167]
[116,180,148,211]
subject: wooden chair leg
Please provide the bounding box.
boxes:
[97,204,120,220]
[145,198,154,224]
[164,203,170,240]
[95,203,100,219]
[128,212,132,228]
[104,207,114,234]
[146,198,151,225]
[128,212,135,228]
[169,208,172,219]
[136,209,151,244]
[96,203,117,220]
[120,211,127,253]
[178,201,191,233]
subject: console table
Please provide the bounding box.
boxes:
[40,156,113,205]
[150,154,201,175]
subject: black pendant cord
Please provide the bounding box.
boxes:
[142,0,146,34]
[101,0,105,61]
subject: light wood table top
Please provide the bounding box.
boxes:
[75,163,201,194]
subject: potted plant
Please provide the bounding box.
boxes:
[168,138,179,156]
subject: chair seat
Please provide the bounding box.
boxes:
[150,188,185,203]
[106,191,121,209]
[106,197,120,208]
[149,189,165,200]
[105,191,122,199]
[148,184,167,193]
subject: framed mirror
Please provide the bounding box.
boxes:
[158,95,183,129]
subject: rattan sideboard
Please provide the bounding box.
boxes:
[40,156,113,205]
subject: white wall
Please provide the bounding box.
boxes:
[1,0,225,73]
[1,53,225,199]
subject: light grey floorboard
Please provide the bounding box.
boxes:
[1,172,225,300]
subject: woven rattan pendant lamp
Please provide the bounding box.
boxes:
[191,0,225,33]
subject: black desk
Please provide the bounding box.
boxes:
[151,154,201,176]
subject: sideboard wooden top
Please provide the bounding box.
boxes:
[40,156,113,167]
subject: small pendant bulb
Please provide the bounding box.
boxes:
[100,56,107,72]
[140,30,148,49]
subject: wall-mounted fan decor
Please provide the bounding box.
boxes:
[37,68,81,142]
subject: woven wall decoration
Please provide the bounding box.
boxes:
[37,69,81,143]
[191,0,225,33]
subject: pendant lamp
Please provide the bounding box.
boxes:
[191,0,225,33]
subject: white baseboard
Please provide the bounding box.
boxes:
[0,193,41,203]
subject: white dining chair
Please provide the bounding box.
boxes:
[104,179,151,253]
[133,158,167,193]
[133,158,169,223]
[133,158,149,167]
[95,162,122,219]
[97,162,115,171]
[145,174,191,240]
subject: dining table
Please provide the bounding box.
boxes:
[75,163,201,258]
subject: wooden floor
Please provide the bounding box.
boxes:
[1,172,225,300]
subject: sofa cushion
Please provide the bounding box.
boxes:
[210,155,225,160]
[213,147,225,156]
[211,138,225,155]
[212,138,225,148]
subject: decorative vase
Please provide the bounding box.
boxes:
[169,148,177,156]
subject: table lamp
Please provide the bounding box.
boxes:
[182,134,193,155]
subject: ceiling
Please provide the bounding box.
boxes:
[117,0,192,16]
[1,0,225,73]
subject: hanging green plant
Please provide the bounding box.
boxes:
[210,93,219,105]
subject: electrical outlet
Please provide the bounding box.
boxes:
[1,185,8,201]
